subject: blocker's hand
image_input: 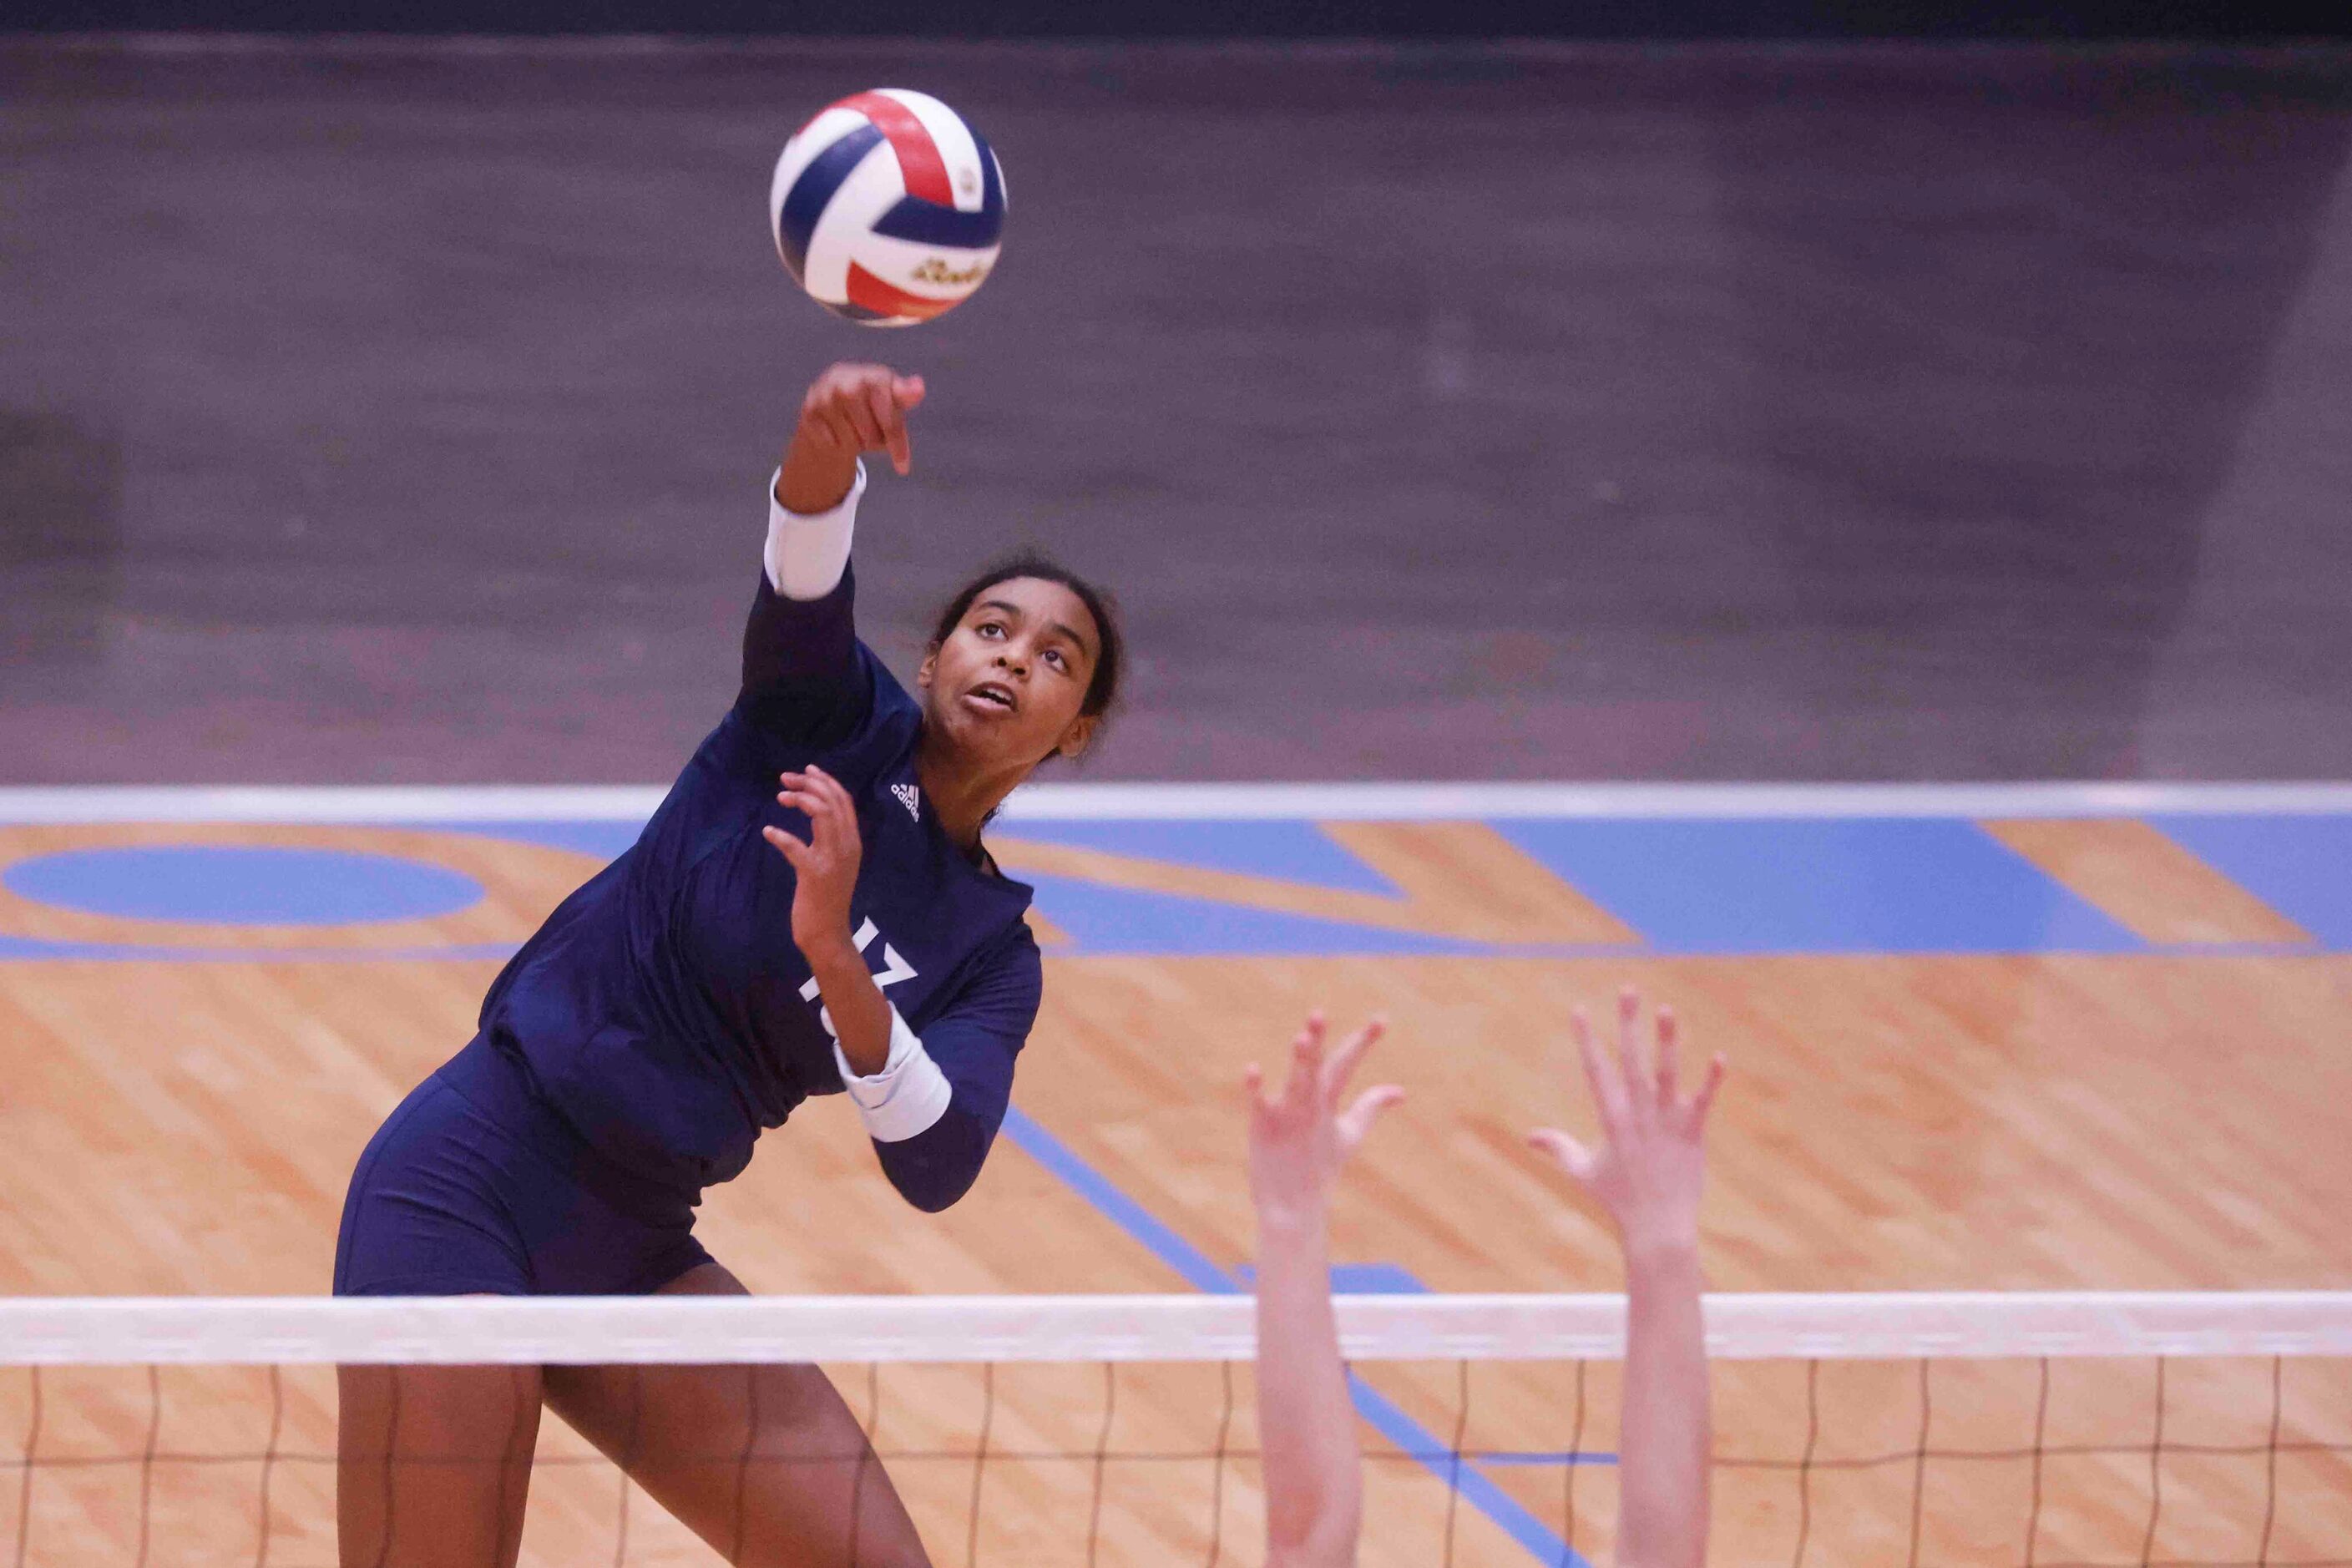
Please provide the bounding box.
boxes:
[778,362,927,512]
[764,765,865,959]
[1527,989,1725,1262]
[1247,1013,1403,1232]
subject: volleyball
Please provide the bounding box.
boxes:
[769,89,1006,326]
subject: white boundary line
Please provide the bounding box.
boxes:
[2,781,2350,824]
[0,1292,2344,1365]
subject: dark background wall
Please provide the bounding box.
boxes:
[6,38,2350,785]
[10,1,2352,39]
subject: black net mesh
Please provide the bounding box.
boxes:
[2,1350,2347,1565]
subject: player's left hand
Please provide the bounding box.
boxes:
[764,765,864,959]
[1247,1013,1403,1231]
[1527,988,1725,1261]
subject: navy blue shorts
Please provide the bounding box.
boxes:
[333,1034,714,1297]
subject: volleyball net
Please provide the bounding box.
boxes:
[3,1291,2347,1567]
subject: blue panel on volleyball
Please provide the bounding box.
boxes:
[869,139,1004,249]
[775,122,883,283]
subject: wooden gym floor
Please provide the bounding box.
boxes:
[0,792,2346,1564]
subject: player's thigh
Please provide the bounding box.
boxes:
[337,1361,544,1568]
[540,1261,931,1568]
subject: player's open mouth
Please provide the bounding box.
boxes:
[964,681,1018,714]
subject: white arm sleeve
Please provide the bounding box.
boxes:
[834,1007,954,1143]
[764,460,866,601]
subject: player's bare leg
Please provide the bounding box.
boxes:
[541,1261,930,1567]
[336,1361,543,1568]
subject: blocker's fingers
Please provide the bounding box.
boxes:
[1616,986,1644,1078]
[761,824,810,867]
[1527,1128,1598,1184]
[1286,1030,1325,1109]
[1571,1008,1628,1131]
[893,373,927,409]
[1655,1009,1681,1109]
[1689,1053,1729,1128]
[1323,1017,1387,1103]
[1335,1085,1404,1149]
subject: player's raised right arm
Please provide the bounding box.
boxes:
[737,363,926,739]
[776,361,923,516]
[1528,990,1724,1568]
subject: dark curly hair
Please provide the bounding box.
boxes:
[927,552,1125,722]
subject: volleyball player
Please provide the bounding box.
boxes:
[333,362,1122,1565]
[1248,989,1721,1568]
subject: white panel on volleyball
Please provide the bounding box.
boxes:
[878,87,990,210]
[802,138,908,304]
[769,105,876,222]
[853,230,1004,304]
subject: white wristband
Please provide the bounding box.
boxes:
[764,459,865,600]
[834,1007,953,1143]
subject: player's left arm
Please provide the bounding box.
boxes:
[1249,1014,1404,1568]
[852,936,1037,1213]
[765,770,1034,1212]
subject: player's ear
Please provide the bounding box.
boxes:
[917,649,938,690]
[1056,715,1098,761]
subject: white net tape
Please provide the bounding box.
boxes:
[0,1291,2346,1365]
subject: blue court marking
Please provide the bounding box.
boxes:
[1495,819,2142,954]
[11,812,2347,960]
[998,821,1403,896]
[2148,815,2352,948]
[438,820,644,861]
[999,1106,1238,1297]
[0,934,522,962]
[2,847,483,927]
[1233,1262,1433,1295]
[999,1106,1591,1566]
[1022,874,1499,957]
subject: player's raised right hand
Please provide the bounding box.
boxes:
[779,362,927,513]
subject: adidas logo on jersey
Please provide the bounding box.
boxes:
[892,782,921,821]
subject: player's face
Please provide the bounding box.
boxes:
[919,577,1100,768]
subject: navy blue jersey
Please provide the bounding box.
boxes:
[478,564,1041,1212]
